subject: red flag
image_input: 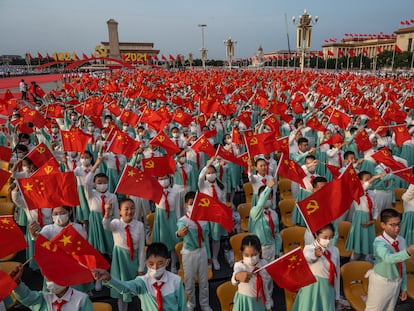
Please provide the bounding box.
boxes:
[277,155,306,188]
[37,52,43,61]
[107,101,122,116]
[340,164,364,204]
[115,165,163,203]
[44,104,64,118]
[232,127,244,145]
[169,54,175,61]
[377,46,383,54]
[191,192,233,232]
[338,49,344,57]
[190,136,216,158]
[393,125,411,146]
[392,167,414,184]
[263,115,281,136]
[327,50,334,57]
[371,147,406,171]
[17,171,80,209]
[262,247,317,292]
[274,136,290,155]
[0,168,10,190]
[74,98,104,118]
[52,224,109,270]
[31,158,61,177]
[203,128,218,139]
[238,111,252,128]
[25,142,57,168]
[0,216,28,258]
[318,51,324,57]
[305,116,326,132]
[35,234,94,286]
[82,53,89,60]
[107,131,141,158]
[150,131,180,155]
[19,106,47,128]
[325,163,341,179]
[0,145,12,162]
[349,105,365,115]
[194,114,207,129]
[329,109,351,129]
[216,145,239,164]
[140,107,165,131]
[353,129,372,153]
[383,104,408,124]
[349,49,355,57]
[0,270,17,301]
[297,178,354,233]
[173,109,193,127]
[320,133,344,146]
[119,110,140,127]
[244,131,278,157]
[394,45,403,53]
[142,156,176,177]
[61,127,92,152]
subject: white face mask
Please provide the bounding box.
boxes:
[46,281,66,294]
[123,126,128,131]
[87,126,95,133]
[243,255,260,266]
[80,158,91,166]
[265,200,272,209]
[172,133,179,138]
[20,141,29,146]
[186,204,193,214]
[206,173,216,182]
[318,238,331,248]
[307,165,316,174]
[51,128,59,134]
[53,214,69,226]
[159,179,170,188]
[22,166,30,173]
[147,266,166,279]
[95,183,108,193]
[179,157,186,164]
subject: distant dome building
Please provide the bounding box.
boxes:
[251,45,264,67]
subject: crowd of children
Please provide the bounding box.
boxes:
[1,68,414,311]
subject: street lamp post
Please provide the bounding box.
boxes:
[292,9,318,72]
[224,37,237,70]
[198,24,207,69]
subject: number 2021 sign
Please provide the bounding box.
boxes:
[122,53,148,63]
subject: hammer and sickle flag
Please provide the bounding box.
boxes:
[371,147,406,171]
[191,192,233,232]
[142,156,176,177]
[25,142,58,169]
[392,125,411,146]
[297,177,354,233]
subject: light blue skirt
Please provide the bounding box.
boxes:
[292,276,335,311]
[345,210,375,255]
[232,291,266,311]
[88,211,114,255]
[401,211,414,246]
[152,208,178,251]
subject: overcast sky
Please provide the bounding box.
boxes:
[1,0,413,59]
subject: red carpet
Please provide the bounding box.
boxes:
[0,73,63,90]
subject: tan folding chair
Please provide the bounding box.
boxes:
[237,203,251,232]
[229,232,252,263]
[340,261,372,311]
[278,198,296,228]
[337,221,352,258]
[92,302,112,311]
[278,179,293,200]
[216,281,237,311]
[280,226,306,253]
[243,182,253,204]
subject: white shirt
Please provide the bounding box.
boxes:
[84,173,119,217]
[40,222,87,240]
[42,287,89,311]
[402,184,414,213]
[198,167,226,203]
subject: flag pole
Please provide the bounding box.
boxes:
[254,247,302,273]
[390,166,414,175]
[391,47,396,71]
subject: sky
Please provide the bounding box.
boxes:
[1,0,413,60]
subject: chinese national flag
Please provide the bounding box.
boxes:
[349,49,355,57]
[244,131,277,157]
[52,225,109,270]
[298,178,354,233]
[318,51,324,57]
[74,98,104,118]
[107,131,141,158]
[277,155,307,188]
[17,171,80,209]
[0,216,28,258]
[274,136,290,155]
[325,163,341,179]
[354,129,372,152]
[173,109,193,127]
[366,115,387,135]
[34,234,94,286]
[204,128,217,139]
[150,131,180,155]
[216,145,239,164]
[194,114,207,129]
[395,45,403,53]
[191,136,216,158]
[119,110,140,127]
[383,104,407,124]
[329,109,351,129]
[0,145,12,162]
[107,101,121,116]
[140,107,165,131]
[142,156,176,177]
[305,115,326,132]
[191,192,233,232]
[320,133,344,146]
[327,50,334,57]
[392,167,414,184]
[371,147,406,171]
[392,125,411,146]
[263,247,317,292]
[0,168,10,189]
[115,165,163,203]
[340,164,364,204]
[0,270,16,301]
[232,127,244,145]
[18,106,47,128]
[25,142,57,168]
[31,158,61,177]
[338,49,344,57]
[61,127,92,152]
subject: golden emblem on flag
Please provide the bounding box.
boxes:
[36,146,46,154]
[249,137,258,145]
[145,160,155,169]
[157,135,165,142]
[306,200,319,215]
[199,198,210,207]
[44,165,54,175]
